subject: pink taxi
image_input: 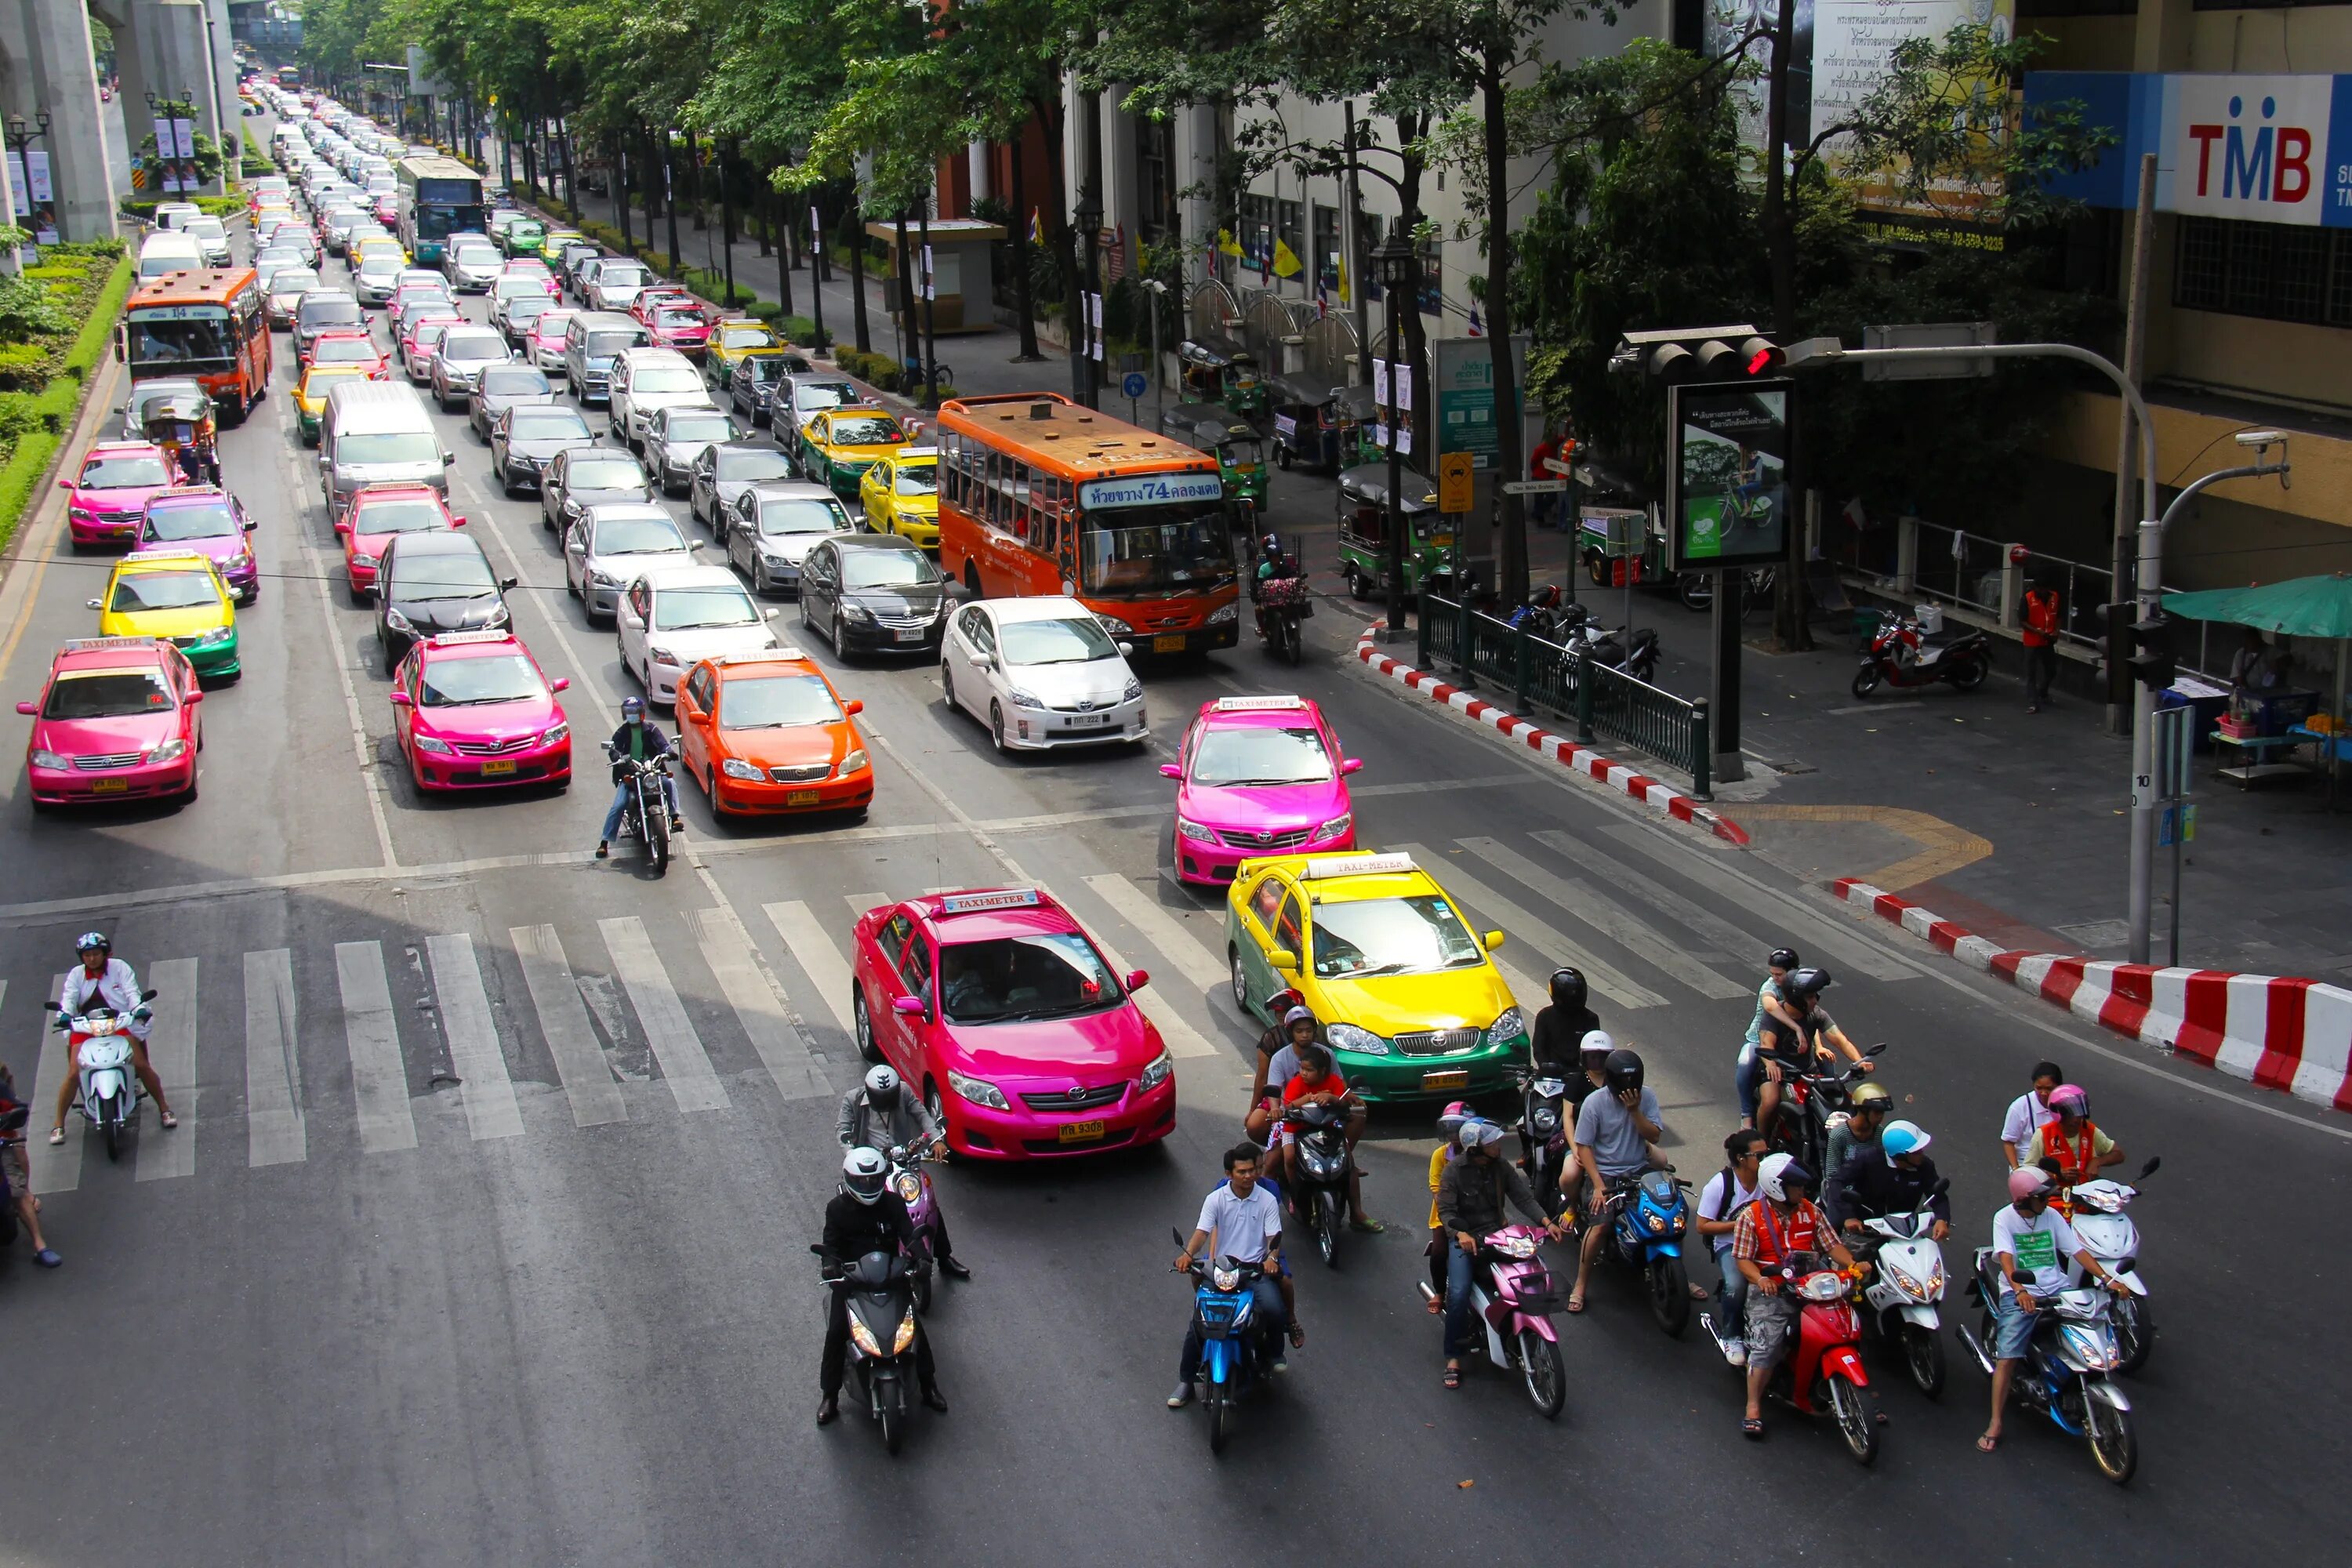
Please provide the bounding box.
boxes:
[639,296,714,358]
[1162,693,1361,884]
[850,887,1176,1160]
[387,630,572,792]
[501,259,559,296]
[528,308,579,374]
[17,636,203,808]
[62,441,179,551]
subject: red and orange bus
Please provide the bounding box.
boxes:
[120,268,272,422]
[935,392,1242,655]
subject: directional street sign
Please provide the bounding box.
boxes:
[1120,370,1148,400]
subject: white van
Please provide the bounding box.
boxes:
[136,231,204,281]
[318,380,452,517]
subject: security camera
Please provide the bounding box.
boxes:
[2234,429,2286,448]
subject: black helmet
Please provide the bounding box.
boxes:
[1786,966,1831,1001]
[1769,947,1799,971]
[1548,967,1587,1011]
[1603,1047,1644,1097]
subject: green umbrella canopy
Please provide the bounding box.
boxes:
[2161,573,2352,640]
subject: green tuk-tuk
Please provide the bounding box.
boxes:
[1160,402,1268,511]
[1334,462,1453,601]
[1178,333,1269,419]
[1266,374,1342,471]
[499,217,547,258]
[1330,383,1386,467]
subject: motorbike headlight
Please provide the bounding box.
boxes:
[1006,688,1047,710]
[1532,1107,1558,1134]
[1643,1210,1665,1233]
[837,749,869,778]
[414,735,452,753]
[847,1314,882,1357]
[1315,812,1352,841]
[946,1068,1009,1110]
[892,1171,923,1204]
[1121,677,1144,704]
[2058,1323,2113,1370]
[892,1308,919,1354]
[1325,1022,1388,1056]
[1207,603,1239,625]
[1094,615,1135,638]
[1489,1007,1526,1044]
[1174,817,1215,844]
[539,724,570,747]
[30,749,68,770]
[1882,1260,1927,1301]
[1138,1048,1174,1091]
[1210,1264,1241,1292]
[720,757,764,782]
[1491,1232,1537,1259]
[147,739,190,764]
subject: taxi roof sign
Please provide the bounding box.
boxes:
[1300,852,1417,880]
[60,636,164,653]
[936,887,1043,915]
[1210,694,1308,713]
[427,629,516,647]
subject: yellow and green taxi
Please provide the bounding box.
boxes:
[93,550,240,679]
[706,318,784,387]
[1225,850,1526,1103]
[292,364,371,444]
[352,235,408,270]
[858,445,939,548]
[797,405,909,499]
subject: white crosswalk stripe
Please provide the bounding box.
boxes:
[1396,845,1668,1011]
[425,935,524,1141]
[1455,837,1747,1000]
[597,917,730,1113]
[136,957,199,1181]
[845,892,890,927]
[688,907,830,1101]
[1076,926,1221,1059]
[336,941,418,1152]
[765,899,859,1051]
[28,972,76,1194]
[509,925,626,1128]
[244,949,307,1167]
[1533,829,1773,966]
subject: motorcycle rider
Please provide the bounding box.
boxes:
[1529,967,1599,1077]
[1752,967,1871,1145]
[1,1065,60,1267]
[1567,1044,1686,1315]
[1825,1080,1893,1174]
[1999,1061,2065,1169]
[1276,1042,1381,1232]
[2021,1084,2123,1196]
[1980,1167,2131,1454]
[46,932,175,1145]
[1736,949,1804,1128]
[595,695,682,858]
[1436,1120,1570,1389]
[1170,1142,1294,1406]
[837,1064,970,1280]
[1734,1153,1860,1439]
[1697,1128,1766,1366]
[816,1146,947,1426]
[1826,1119,1951,1240]
[1425,1102,1474,1311]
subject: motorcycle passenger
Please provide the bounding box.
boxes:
[1436,1120,1569,1389]
[1697,1129,1766,1367]
[46,932,175,1145]
[595,695,682,858]
[816,1147,946,1426]
[2022,1085,2123,1196]
[1752,967,1870,1144]
[1567,1044,1683,1315]
[1735,949,1803,1128]
[1826,1119,1951,1241]
[1,1064,60,1267]
[1979,1167,2130,1454]
[1999,1061,2065,1169]
[1425,1101,1473,1311]
[1824,1080,1893,1174]
[1243,987,1307,1109]
[1734,1154,1860,1439]
[837,1065,968,1280]
[1243,996,1316,1142]
[1276,1042,1381,1233]
[1552,1030,1618,1216]
[1170,1142,1294,1407]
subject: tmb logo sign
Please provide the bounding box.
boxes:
[2165,74,2336,225]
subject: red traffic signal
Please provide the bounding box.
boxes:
[1612,326,1784,385]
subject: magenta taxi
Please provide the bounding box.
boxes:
[850,887,1176,1160]
[387,630,572,792]
[61,441,178,550]
[16,636,202,807]
[1161,694,1361,884]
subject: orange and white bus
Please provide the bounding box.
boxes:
[935,392,1243,655]
[120,267,272,422]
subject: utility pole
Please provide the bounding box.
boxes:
[1344,101,1369,388]
[2107,152,2156,738]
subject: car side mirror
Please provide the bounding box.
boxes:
[686,539,701,550]
[765,608,780,619]
[244,519,260,532]
[844,699,864,716]
[1341,758,1363,775]
[1269,949,1298,974]
[1159,763,1181,779]
[442,452,456,466]
[1126,968,1149,992]
[85,599,101,610]
[500,576,519,590]
[387,690,412,706]
[184,689,202,705]
[1483,929,1504,951]
[15,701,35,716]
[891,996,925,1017]
[56,477,71,488]
[550,677,570,693]
[333,521,350,535]
[1116,641,1134,656]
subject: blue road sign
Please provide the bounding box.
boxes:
[1121,370,1149,400]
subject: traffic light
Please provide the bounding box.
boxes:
[2101,602,2132,705]
[1610,326,1785,386]
[2128,614,2177,691]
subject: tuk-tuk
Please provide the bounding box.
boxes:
[1334,462,1453,601]
[1178,333,1269,419]
[499,217,547,258]
[143,392,220,486]
[1160,402,1268,511]
[1267,374,1342,471]
[1330,383,1385,467]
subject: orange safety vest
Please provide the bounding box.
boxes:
[1750,1198,1822,1270]
[2022,590,2060,648]
[2042,1120,2102,1181]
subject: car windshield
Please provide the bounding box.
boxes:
[356,256,401,279]
[1000,616,1119,666]
[45,670,175,718]
[338,434,441,465]
[1310,894,1484,979]
[111,569,219,612]
[794,382,853,412]
[1190,724,1333,786]
[480,367,548,395]
[584,330,644,357]
[452,245,499,267]
[938,933,1123,1024]
[309,338,377,363]
[440,333,505,361]
[652,584,760,630]
[895,463,938,496]
[843,550,937,590]
[632,366,702,394]
[81,454,170,488]
[419,652,542,706]
[593,516,686,555]
[717,673,841,728]
[744,358,786,383]
[1078,508,1238,598]
[600,265,648,287]
[506,298,551,325]
[827,416,903,447]
[391,552,497,598]
[569,458,648,489]
[661,413,735,443]
[302,370,368,397]
[510,409,590,439]
[269,269,321,296]
[143,499,240,541]
[299,296,365,326]
[714,450,793,482]
[535,313,578,339]
[412,324,457,350]
[757,499,845,535]
[720,327,773,350]
[353,498,449,534]
[654,307,703,329]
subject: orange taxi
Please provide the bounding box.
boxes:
[672,649,872,818]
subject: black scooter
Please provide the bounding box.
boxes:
[1287,1098,1354,1265]
[811,1243,925,1456]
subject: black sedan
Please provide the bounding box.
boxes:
[489,405,595,494]
[795,532,949,661]
[468,364,557,441]
[374,532,517,675]
[539,446,656,533]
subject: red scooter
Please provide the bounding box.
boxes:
[1852,610,1991,699]
[1704,1253,1881,1464]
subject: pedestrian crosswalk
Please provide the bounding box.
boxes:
[8,826,1910,1196]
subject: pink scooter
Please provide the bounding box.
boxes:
[1417,1223,1566,1417]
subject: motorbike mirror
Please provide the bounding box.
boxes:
[1931,1177,1951,1196]
[43,1000,62,1012]
[891,996,925,1016]
[1125,968,1149,992]
[2138,1156,2161,1178]
[1864,1041,1887,1057]
[807,1243,827,1257]
[1341,758,1363,775]
[1158,763,1181,779]
[1483,929,1505,951]
[140,988,158,1001]
[14,702,34,716]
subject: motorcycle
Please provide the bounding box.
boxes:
[1593,1169,1697,1335]
[604,746,673,876]
[809,1242,925,1456]
[1848,1182,1951,1398]
[886,1142,946,1312]
[1701,1252,1881,1465]
[1958,1255,2137,1484]
[1676,566,1777,614]
[1254,572,1311,666]
[1569,616,1661,684]
[2064,1156,2160,1374]
[1171,1226,1283,1454]
[1762,1044,1886,1179]
[1415,1223,1566,1418]
[1286,1098,1353,1267]
[1850,610,1992,699]
[1512,1069,1572,1218]
[46,990,158,1161]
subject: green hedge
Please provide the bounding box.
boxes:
[63,257,134,378]
[118,194,247,221]
[0,429,61,551]
[0,252,135,550]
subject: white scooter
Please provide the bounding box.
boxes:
[47,990,156,1162]
[2067,1156,2159,1374]
[1852,1181,1951,1398]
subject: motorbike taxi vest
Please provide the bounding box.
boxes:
[2042,1121,2103,1181]
[1750,1198,1822,1272]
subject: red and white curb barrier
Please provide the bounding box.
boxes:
[1832,877,2352,1112]
[1353,625,1749,846]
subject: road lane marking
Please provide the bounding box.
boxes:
[844,891,890,926]
[27,973,77,1192]
[689,907,829,1101]
[1393,844,1668,1011]
[287,434,398,869]
[1078,927,1221,1059]
[597,916,730,1113]
[508,925,626,1127]
[766,899,859,1050]
[1531,829,1774,965]
[243,949,307,1167]
[424,935,524,1140]
[1081,873,1229,999]
[1455,837,1748,1000]
[135,958,199,1181]
[335,941,418,1152]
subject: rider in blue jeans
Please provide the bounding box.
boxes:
[1435,1120,1568,1388]
[595,695,683,858]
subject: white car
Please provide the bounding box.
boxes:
[183,216,232,267]
[564,503,696,622]
[939,597,1147,753]
[586,260,651,314]
[151,201,201,231]
[615,564,782,705]
[608,350,714,449]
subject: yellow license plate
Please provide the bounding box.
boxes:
[786,789,822,805]
[1058,1120,1106,1144]
[1431,533,1456,547]
[1153,633,1186,653]
[90,779,129,793]
[1421,1069,1470,1091]
[480,758,517,775]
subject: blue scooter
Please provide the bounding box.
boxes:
[1595,1169,1696,1336]
[1957,1252,2139,1485]
[1171,1225,1281,1454]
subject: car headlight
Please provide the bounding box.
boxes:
[1175,817,1214,844]
[197,624,235,646]
[587,568,621,589]
[1207,603,1239,625]
[414,735,452,753]
[147,739,191,764]
[1121,677,1144,703]
[539,724,569,746]
[561,498,582,516]
[1489,1006,1526,1044]
[946,1068,1009,1110]
[648,646,678,668]
[1094,614,1135,638]
[227,552,254,572]
[484,603,511,628]
[840,602,874,622]
[1138,1048,1174,1091]
[1326,1022,1389,1056]
[720,757,764,781]
[1006,688,1046,710]
[30,748,68,769]
[837,748,869,777]
[1315,812,1352,840]
[351,553,379,569]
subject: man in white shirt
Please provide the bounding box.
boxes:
[1170,1143,1290,1407]
[1999,1062,2063,1169]
[1698,1129,1766,1365]
[46,933,176,1145]
[1980,1167,2129,1452]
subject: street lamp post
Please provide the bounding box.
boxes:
[1377,234,1414,637]
[144,90,197,198]
[3,111,50,235]
[1075,186,1102,409]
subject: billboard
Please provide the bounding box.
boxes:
[1668,382,1791,572]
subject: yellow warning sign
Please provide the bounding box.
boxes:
[1437,452,1474,515]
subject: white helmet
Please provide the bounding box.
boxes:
[841,1146,890,1205]
[864,1064,901,1102]
[1457,1119,1504,1152]
[1758,1152,1813,1203]
[1578,1029,1615,1058]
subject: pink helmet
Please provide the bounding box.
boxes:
[2047,1084,2090,1120]
[1436,1101,1472,1134]
[2008,1167,2053,1202]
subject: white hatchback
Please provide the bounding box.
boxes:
[940,596,1147,753]
[615,564,782,705]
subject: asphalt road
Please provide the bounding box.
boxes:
[2,161,2347,1566]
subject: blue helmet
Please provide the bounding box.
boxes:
[1880,1120,1931,1160]
[621,695,646,720]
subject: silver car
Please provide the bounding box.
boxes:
[564,503,696,622]
[723,481,853,597]
[445,239,505,292]
[643,406,745,496]
[430,327,515,409]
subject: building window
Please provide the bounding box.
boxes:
[1135,119,1176,244]
[1238,193,1275,276]
[1277,198,1304,283]
[2175,215,2352,328]
[1312,204,1340,296]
